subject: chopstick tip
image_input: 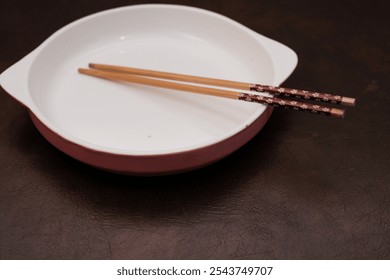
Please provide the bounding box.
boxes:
[78,68,87,74]
[341,97,356,106]
[331,108,345,118]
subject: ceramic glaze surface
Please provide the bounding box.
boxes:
[27,6,276,154]
[0,5,297,173]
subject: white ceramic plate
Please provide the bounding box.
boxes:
[0,4,297,174]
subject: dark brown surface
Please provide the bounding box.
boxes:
[1,0,389,259]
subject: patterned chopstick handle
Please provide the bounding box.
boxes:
[249,84,343,105]
[238,93,343,117]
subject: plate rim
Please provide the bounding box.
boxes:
[1,4,297,156]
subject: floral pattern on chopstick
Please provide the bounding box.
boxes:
[238,93,332,116]
[249,84,342,104]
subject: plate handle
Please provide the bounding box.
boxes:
[0,51,36,108]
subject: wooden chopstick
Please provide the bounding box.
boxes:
[89,63,355,106]
[78,67,345,118]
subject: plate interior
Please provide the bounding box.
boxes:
[28,6,274,154]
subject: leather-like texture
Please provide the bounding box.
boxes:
[1,0,389,259]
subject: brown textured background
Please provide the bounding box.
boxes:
[1,0,389,259]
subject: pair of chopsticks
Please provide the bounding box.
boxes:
[78,63,356,118]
